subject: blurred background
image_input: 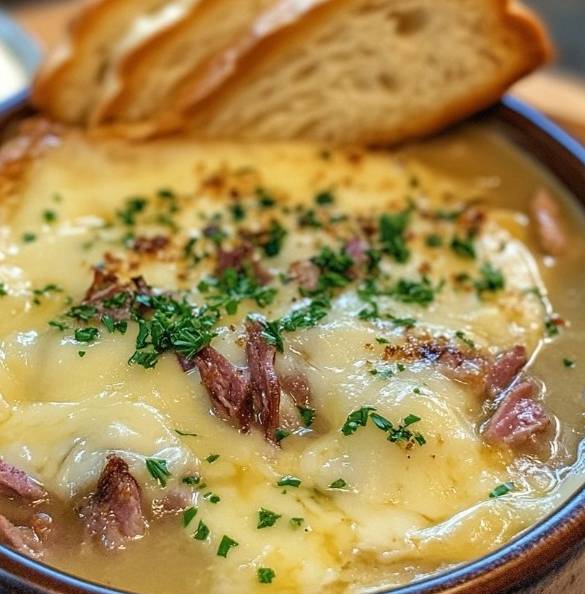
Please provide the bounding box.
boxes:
[0,0,584,138]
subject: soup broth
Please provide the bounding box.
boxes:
[0,120,584,594]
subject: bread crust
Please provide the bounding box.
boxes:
[32,0,172,124]
[32,0,121,121]
[162,0,553,145]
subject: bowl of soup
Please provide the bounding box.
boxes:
[0,96,584,594]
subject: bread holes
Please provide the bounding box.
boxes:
[378,72,396,91]
[392,9,428,36]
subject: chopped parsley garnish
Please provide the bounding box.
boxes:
[183,507,198,527]
[48,319,68,331]
[22,232,37,243]
[379,207,412,263]
[129,351,159,369]
[256,187,276,208]
[217,535,239,557]
[193,520,210,540]
[310,246,353,292]
[341,406,375,435]
[78,350,86,358]
[182,475,201,486]
[298,208,322,228]
[274,428,291,444]
[425,234,443,248]
[450,234,476,259]
[475,262,505,295]
[314,190,335,205]
[455,330,475,349]
[74,327,99,343]
[67,304,98,321]
[545,318,561,337]
[341,407,426,447]
[204,492,221,504]
[328,478,347,490]
[262,220,287,257]
[117,197,147,225]
[102,314,127,334]
[257,508,282,529]
[297,406,316,427]
[277,475,301,488]
[42,209,58,223]
[145,458,171,487]
[206,454,220,464]
[279,296,331,332]
[290,517,304,528]
[33,283,62,297]
[369,364,398,379]
[127,293,219,368]
[258,295,331,353]
[563,358,576,368]
[489,482,515,498]
[0,283,6,297]
[230,202,246,221]
[390,277,440,306]
[199,267,276,315]
[257,568,276,584]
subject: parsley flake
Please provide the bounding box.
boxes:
[217,535,239,557]
[257,508,281,529]
[297,406,316,428]
[277,476,301,488]
[145,458,171,487]
[489,482,515,498]
[258,568,276,584]
[193,520,210,541]
[183,507,198,527]
[74,327,99,343]
[328,478,347,490]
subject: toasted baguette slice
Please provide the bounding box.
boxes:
[32,0,195,124]
[169,0,551,145]
[92,0,278,126]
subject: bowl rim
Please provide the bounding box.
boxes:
[0,96,584,594]
[0,11,41,114]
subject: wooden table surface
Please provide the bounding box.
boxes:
[9,0,585,145]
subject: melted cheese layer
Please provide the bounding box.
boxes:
[0,131,560,594]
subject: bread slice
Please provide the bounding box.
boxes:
[166,0,552,145]
[32,0,195,124]
[92,0,278,126]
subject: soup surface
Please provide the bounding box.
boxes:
[0,119,584,594]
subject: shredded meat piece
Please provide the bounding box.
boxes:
[83,268,152,321]
[194,346,252,431]
[484,381,550,445]
[0,514,43,558]
[280,371,312,409]
[132,235,169,254]
[216,242,271,285]
[438,350,488,390]
[0,460,46,501]
[246,320,281,441]
[531,189,567,256]
[289,260,320,292]
[345,237,370,278]
[84,268,126,304]
[79,456,146,550]
[485,346,527,398]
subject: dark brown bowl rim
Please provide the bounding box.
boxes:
[0,96,584,594]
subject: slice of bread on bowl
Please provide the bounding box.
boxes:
[32,0,552,146]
